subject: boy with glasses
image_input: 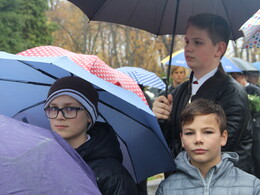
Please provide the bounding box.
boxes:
[44,76,138,195]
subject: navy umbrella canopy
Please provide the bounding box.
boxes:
[0,51,175,183]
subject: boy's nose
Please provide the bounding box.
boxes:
[185,43,193,52]
[56,110,65,119]
[193,134,203,144]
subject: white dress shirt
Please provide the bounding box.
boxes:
[191,67,218,96]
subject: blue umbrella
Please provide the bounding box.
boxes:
[162,50,242,73]
[117,67,166,90]
[0,114,101,194]
[253,62,260,71]
[0,51,175,183]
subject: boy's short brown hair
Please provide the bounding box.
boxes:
[180,99,226,134]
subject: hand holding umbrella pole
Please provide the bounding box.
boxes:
[160,0,180,124]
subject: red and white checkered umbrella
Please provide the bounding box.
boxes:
[17,46,147,103]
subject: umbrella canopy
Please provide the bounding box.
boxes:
[0,51,175,183]
[253,62,260,71]
[0,114,101,194]
[17,45,147,103]
[117,67,166,90]
[67,0,259,94]
[240,9,260,48]
[161,50,242,73]
[68,0,259,40]
[230,57,259,72]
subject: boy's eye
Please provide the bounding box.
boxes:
[64,107,77,111]
[204,130,213,134]
[194,41,202,45]
[49,107,58,111]
[184,132,193,136]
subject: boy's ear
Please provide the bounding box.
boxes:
[215,42,226,57]
[220,129,228,146]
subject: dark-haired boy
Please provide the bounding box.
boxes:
[156,99,260,195]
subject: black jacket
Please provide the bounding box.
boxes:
[161,64,253,173]
[252,112,260,179]
[246,83,260,96]
[245,83,260,178]
[76,122,138,195]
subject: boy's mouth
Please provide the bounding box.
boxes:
[185,55,194,61]
[192,148,207,154]
[55,125,68,130]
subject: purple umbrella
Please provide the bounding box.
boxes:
[0,114,101,195]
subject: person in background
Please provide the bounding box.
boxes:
[230,72,260,96]
[231,71,260,179]
[247,71,260,87]
[44,76,138,195]
[156,99,260,195]
[169,66,187,93]
[152,13,253,174]
[160,66,187,96]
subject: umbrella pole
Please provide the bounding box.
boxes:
[159,0,181,141]
[164,0,181,97]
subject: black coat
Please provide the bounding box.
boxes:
[161,64,253,173]
[252,112,260,179]
[76,122,138,195]
[246,83,260,96]
[245,83,260,178]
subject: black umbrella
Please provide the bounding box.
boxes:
[68,0,260,94]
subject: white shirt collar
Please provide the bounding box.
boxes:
[191,67,218,95]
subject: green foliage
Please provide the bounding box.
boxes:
[248,94,260,113]
[0,0,54,53]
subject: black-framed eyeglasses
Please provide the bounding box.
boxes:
[44,107,86,119]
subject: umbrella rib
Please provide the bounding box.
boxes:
[97,111,139,182]
[0,78,52,86]
[18,60,59,80]
[12,100,45,118]
[220,0,235,40]
[87,0,107,20]
[156,0,170,35]
[98,99,153,131]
